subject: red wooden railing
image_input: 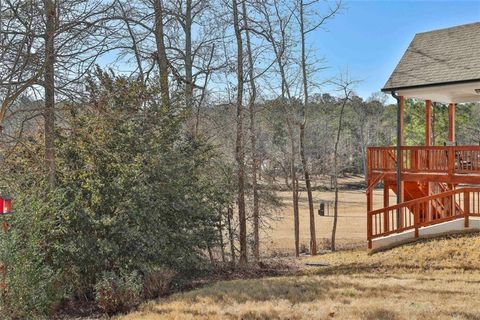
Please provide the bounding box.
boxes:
[367,188,480,248]
[368,146,480,175]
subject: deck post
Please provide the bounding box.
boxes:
[425,100,432,200]
[367,183,373,213]
[367,212,372,249]
[396,95,405,227]
[447,103,456,191]
[448,103,455,142]
[425,100,432,146]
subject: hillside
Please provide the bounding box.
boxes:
[118,233,480,320]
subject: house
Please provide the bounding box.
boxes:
[367,22,480,250]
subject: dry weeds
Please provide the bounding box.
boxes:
[118,233,480,320]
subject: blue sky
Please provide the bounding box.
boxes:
[312,0,480,100]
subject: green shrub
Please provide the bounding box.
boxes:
[0,188,66,319]
[0,72,228,318]
[94,270,142,314]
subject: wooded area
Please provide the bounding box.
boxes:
[1,0,479,317]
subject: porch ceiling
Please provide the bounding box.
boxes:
[395,80,480,104]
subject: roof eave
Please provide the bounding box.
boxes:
[382,78,480,93]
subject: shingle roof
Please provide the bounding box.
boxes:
[382,22,480,91]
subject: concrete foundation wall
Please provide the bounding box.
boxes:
[371,217,480,251]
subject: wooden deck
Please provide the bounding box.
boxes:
[368,146,480,184]
[366,145,480,249]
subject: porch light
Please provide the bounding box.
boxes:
[475,89,480,94]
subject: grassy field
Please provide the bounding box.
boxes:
[118,233,480,320]
[264,175,395,253]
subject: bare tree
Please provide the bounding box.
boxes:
[153,0,171,107]
[232,0,247,265]
[1,0,113,185]
[297,0,341,255]
[241,0,260,261]
[227,205,236,267]
[253,0,301,257]
[43,0,56,185]
[331,76,355,251]
[0,0,44,127]
[166,0,223,136]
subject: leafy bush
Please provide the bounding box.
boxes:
[0,186,67,318]
[0,72,228,318]
[95,270,143,314]
[143,267,176,299]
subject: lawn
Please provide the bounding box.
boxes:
[118,233,480,320]
[263,175,395,253]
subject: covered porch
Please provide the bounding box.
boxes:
[366,22,480,249]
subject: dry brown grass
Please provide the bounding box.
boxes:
[264,175,394,253]
[118,233,480,320]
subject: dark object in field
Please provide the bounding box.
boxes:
[319,202,325,216]
[304,263,329,267]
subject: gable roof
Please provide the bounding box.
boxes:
[382,22,480,92]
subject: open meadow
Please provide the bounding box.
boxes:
[264,175,396,253]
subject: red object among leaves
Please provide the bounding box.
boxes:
[3,198,12,214]
[0,197,12,214]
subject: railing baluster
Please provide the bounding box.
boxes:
[415,202,420,238]
[368,188,480,244]
[368,146,480,174]
[384,207,389,233]
[465,191,470,228]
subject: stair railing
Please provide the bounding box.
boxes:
[367,187,480,249]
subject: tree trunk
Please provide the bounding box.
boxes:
[218,216,226,264]
[332,98,348,251]
[242,1,260,262]
[294,175,300,256]
[361,142,367,183]
[291,134,300,257]
[232,0,247,265]
[300,123,316,255]
[184,0,193,107]
[44,0,56,186]
[227,206,236,268]
[332,177,339,251]
[120,3,145,84]
[153,0,170,108]
[262,0,297,257]
[207,245,215,266]
[184,0,195,135]
[299,0,316,255]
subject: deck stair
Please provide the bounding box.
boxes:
[368,187,480,250]
[390,182,443,222]
[367,145,480,250]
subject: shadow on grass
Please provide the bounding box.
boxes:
[312,262,480,278]
[165,270,469,307]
